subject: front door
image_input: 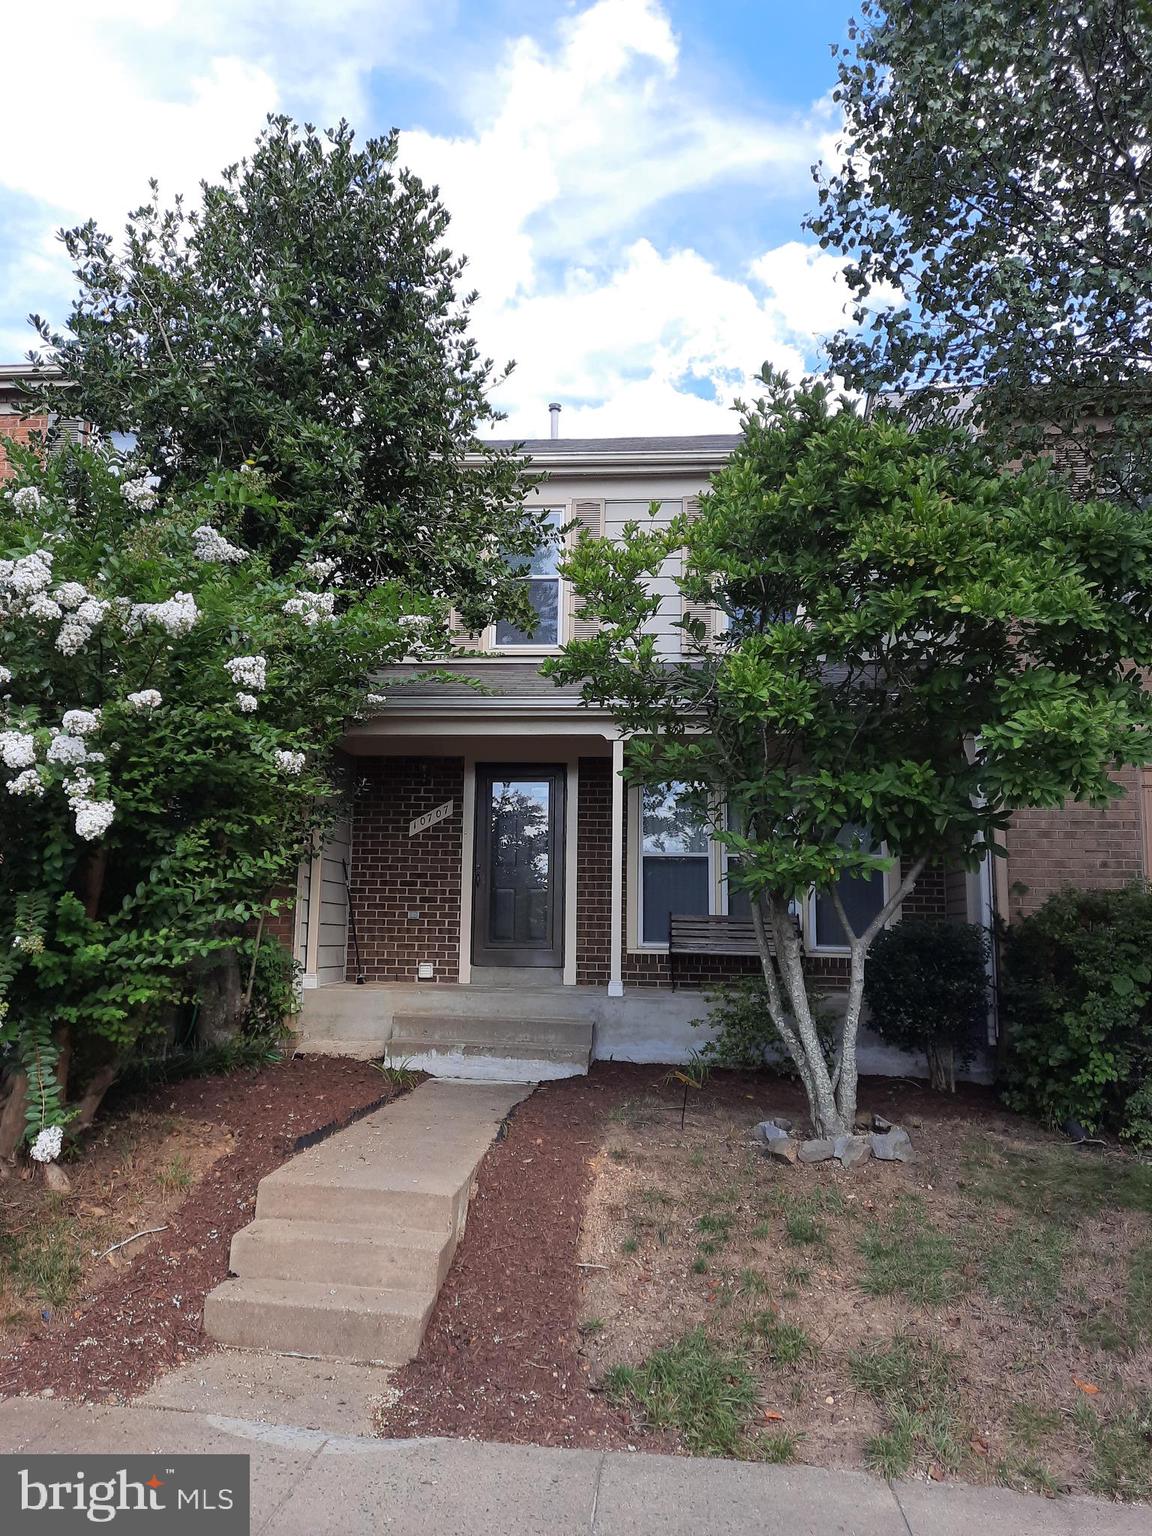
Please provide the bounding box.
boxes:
[472,766,565,967]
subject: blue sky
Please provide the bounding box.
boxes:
[0,0,859,436]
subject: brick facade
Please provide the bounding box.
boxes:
[1002,766,1150,920]
[0,410,52,479]
[346,756,466,983]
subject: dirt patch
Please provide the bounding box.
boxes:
[376,1065,672,1450]
[0,1054,401,1403]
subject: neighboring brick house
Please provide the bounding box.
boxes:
[0,365,87,477]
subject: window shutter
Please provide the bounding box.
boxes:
[52,417,87,450]
[679,495,714,648]
[567,498,605,640]
[447,611,487,651]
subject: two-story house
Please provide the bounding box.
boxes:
[291,429,992,1077]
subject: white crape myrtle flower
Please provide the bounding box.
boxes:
[62,709,102,737]
[126,689,162,712]
[0,731,37,769]
[132,591,198,636]
[56,619,93,656]
[365,693,387,707]
[192,525,247,564]
[47,734,87,765]
[226,655,267,690]
[30,1125,63,1163]
[282,591,335,626]
[0,666,11,686]
[75,598,109,627]
[235,692,259,713]
[26,593,63,621]
[274,750,306,775]
[52,581,88,611]
[303,556,340,582]
[6,768,44,797]
[74,798,115,840]
[64,770,95,810]
[121,476,158,510]
[10,486,42,514]
[0,550,54,598]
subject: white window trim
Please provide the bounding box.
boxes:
[626,783,896,956]
[804,847,894,955]
[488,506,567,653]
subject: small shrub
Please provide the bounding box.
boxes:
[693,977,835,1072]
[999,884,1152,1144]
[863,920,989,1092]
[603,1329,761,1457]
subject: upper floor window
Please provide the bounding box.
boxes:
[494,508,564,647]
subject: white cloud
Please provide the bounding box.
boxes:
[0,0,859,435]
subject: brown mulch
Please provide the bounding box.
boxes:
[0,1055,399,1403]
[377,1063,676,1450]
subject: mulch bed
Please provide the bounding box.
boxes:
[377,1063,679,1449]
[0,1055,397,1403]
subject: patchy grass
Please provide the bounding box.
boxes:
[0,1209,86,1309]
[577,1073,1152,1498]
[858,1198,966,1306]
[981,1221,1067,1316]
[604,1329,761,1457]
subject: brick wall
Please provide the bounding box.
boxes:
[347,756,465,983]
[1003,766,1149,920]
[0,411,52,480]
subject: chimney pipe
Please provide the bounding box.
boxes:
[548,401,561,439]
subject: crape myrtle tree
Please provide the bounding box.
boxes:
[28,116,546,624]
[808,1,1152,507]
[0,444,426,1173]
[546,373,1152,1139]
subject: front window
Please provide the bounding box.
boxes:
[494,508,564,647]
[810,826,887,947]
[639,783,711,944]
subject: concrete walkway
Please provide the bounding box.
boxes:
[0,1398,1143,1536]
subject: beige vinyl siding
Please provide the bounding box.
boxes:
[294,857,312,971]
[315,818,351,985]
[604,499,683,657]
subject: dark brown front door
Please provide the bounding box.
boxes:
[472,766,565,967]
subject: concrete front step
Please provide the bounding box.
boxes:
[203,1277,433,1364]
[390,1014,593,1050]
[229,1219,452,1290]
[204,1079,533,1364]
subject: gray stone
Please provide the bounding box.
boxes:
[754,1120,791,1144]
[797,1138,837,1163]
[767,1115,794,1132]
[872,1114,894,1134]
[766,1137,799,1164]
[834,1133,870,1167]
[870,1126,915,1162]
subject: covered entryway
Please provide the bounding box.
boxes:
[472,765,566,969]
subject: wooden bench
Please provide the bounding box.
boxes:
[668,914,761,989]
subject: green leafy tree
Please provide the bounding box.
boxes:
[809,1,1152,505]
[28,115,544,625]
[0,443,417,1167]
[547,372,1152,1138]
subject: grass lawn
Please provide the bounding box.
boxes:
[578,1075,1152,1499]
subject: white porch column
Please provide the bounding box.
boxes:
[608,734,625,998]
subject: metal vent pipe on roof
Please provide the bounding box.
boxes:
[548,401,561,439]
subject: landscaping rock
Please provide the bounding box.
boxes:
[797,1138,837,1163]
[753,1120,792,1145]
[871,1114,894,1134]
[834,1134,869,1168]
[869,1126,915,1162]
[766,1137,799,1164]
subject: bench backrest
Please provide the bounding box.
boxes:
[668,914,762,955]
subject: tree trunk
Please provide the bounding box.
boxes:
[70,1061,123,1134]
[0,1072,29,1161]
[194,948,246,1048]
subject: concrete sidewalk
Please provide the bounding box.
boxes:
[1,1398,1144,1536]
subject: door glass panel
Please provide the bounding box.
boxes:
[487,777,552,949]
